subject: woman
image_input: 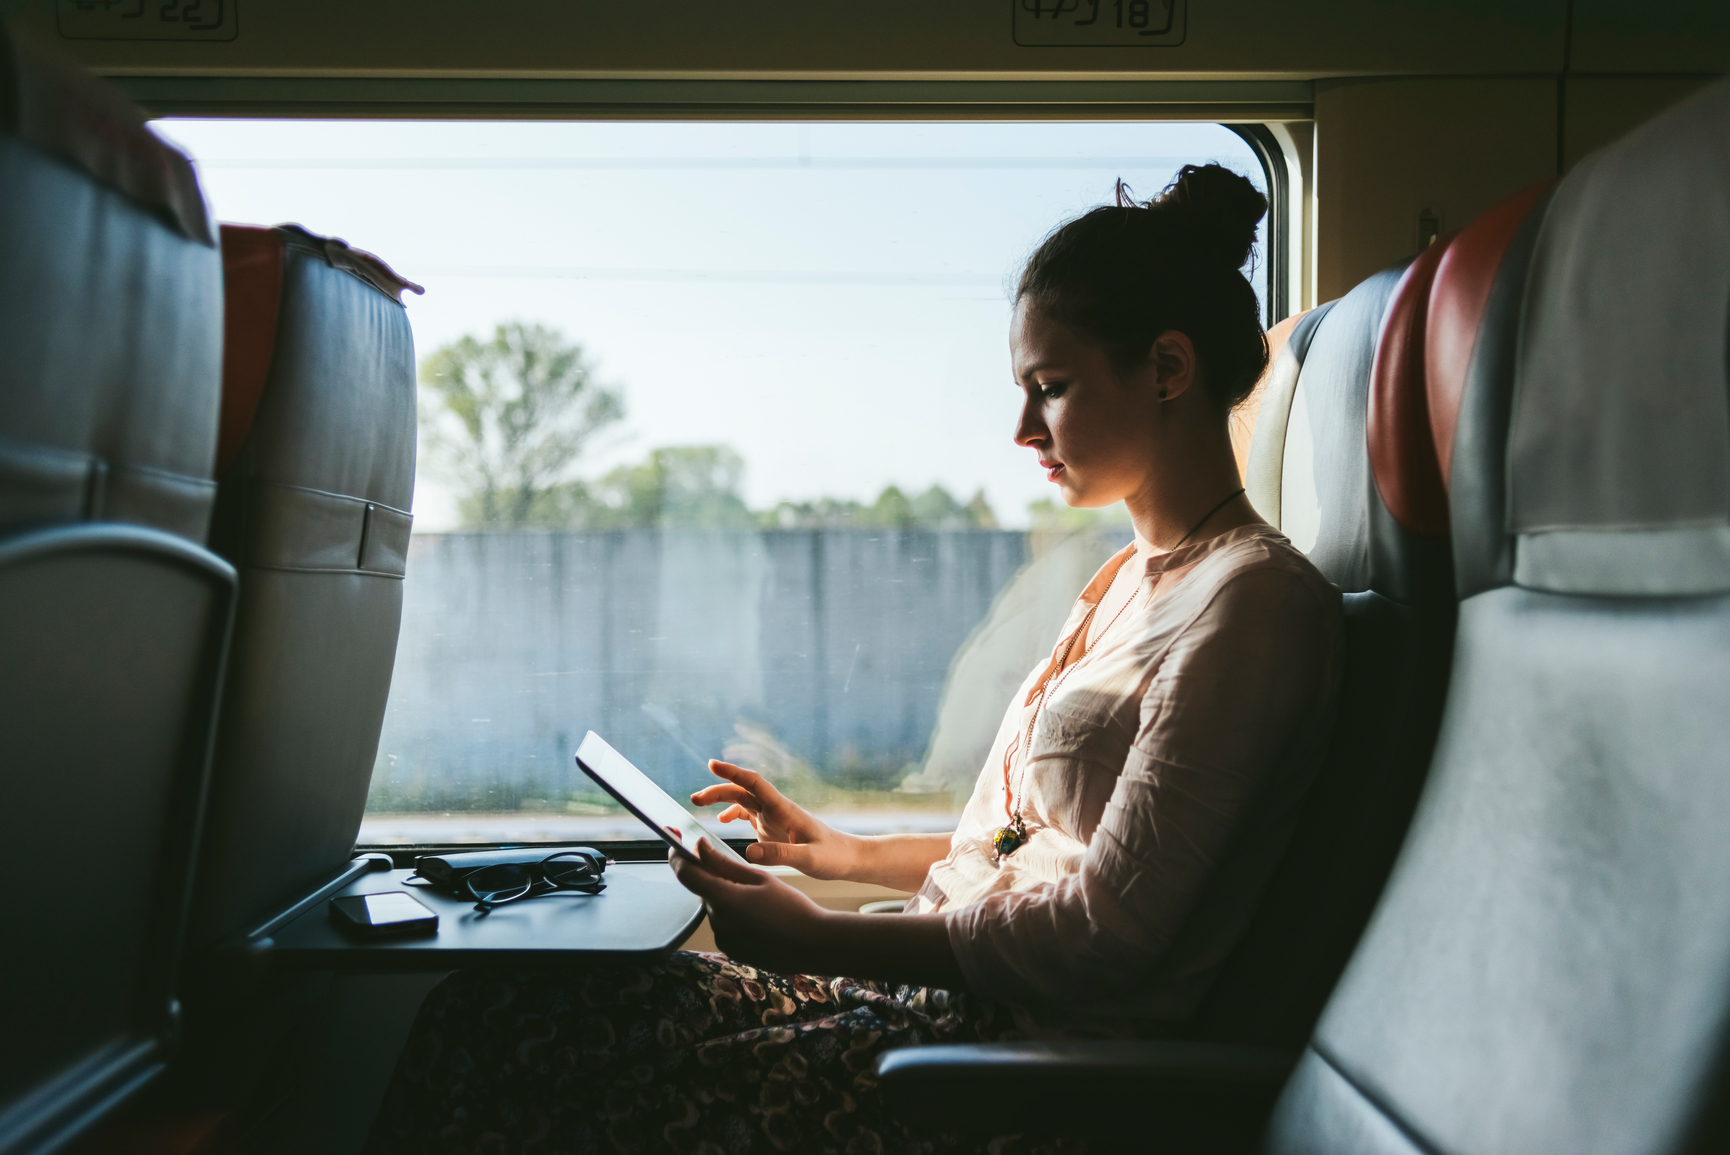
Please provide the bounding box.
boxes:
[368,164,1342,1155]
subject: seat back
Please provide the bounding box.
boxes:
[1188,260,1460,1046]
[0,29,219,538]
[1246,268,1402,590]
[1266,77,1730,1155]
[0,27,232,1155]
[187,224,420,948]
[0,530,234,1155]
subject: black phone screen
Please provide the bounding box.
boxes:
[330,891,438,935]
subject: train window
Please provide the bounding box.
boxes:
[160,118,1273,846]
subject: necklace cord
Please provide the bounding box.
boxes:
[996,485,1247,854]
[1169,487,1246,552]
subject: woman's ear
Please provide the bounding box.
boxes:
[1147,331,1197,402]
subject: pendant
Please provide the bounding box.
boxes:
[993,816,1028,858]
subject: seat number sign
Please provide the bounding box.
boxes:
[56,0,237,41]
[1014,0,1185,46]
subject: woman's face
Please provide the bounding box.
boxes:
[1010,300,1167,509]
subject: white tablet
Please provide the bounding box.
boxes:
[575,731,749,865]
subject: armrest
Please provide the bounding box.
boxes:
[876,1040,1297,1152]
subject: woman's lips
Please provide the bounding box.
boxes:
[1042,460,1065,480]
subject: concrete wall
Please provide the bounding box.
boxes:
[369,528,1030,809]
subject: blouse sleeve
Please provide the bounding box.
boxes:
[943,565,1339,1006]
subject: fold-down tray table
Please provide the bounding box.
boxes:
[261,860,704,972]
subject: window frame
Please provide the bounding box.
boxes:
[149,94,1298,858]
[1228,123,1289,325]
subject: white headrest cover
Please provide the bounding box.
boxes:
[1509,79,1730,595]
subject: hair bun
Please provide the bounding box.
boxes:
[1154,163,1266,271]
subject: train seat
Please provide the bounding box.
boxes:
[0,29,220,541]
[876,244,1486,1142]
[131,224,423,1148]
[189,223,422,951]
[1189,255,1457,1050]
[1264,76,1730,1155]
[0,26,234,1155]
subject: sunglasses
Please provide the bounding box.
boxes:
[464,849,608,913]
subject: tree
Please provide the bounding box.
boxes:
[419,322,624,527]
[527,445,756,529]
[760,484,999,529]
[590,445,756,529]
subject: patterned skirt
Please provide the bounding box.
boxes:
[364,951,1085,1155]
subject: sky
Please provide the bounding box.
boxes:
[156,119,1265,530]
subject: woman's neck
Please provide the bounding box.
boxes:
[1125,430,1265,552]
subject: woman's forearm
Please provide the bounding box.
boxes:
[810,909,964,988]
[840,832,954,891]
[672,838,965,987]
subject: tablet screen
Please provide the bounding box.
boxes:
[575,731,749,865]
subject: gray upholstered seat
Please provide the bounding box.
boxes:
[188,223,421,950]
[0,32,220,540]
[1190,259,1456,1049]
[146,224,421,1141]
[1265,76,1730,1155]
[0,25,233,1155]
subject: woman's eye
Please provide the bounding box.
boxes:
[1039,382,1067,399]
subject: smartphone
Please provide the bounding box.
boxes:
[329,891,439,937]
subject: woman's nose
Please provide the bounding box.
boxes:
[1014,398,1045,448]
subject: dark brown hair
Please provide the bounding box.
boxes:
[1015,163,1269,412]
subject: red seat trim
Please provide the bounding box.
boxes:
[1426,182,1552,488]
[1369,236,1454,538]
[216,226,285,477]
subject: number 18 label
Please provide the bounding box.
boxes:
[1013,0,1185,46]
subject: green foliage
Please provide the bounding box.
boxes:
[503,450,1000,533]
[571,445,756,529]
[499,445,755,530]
[761,484,999,530]
[420,322,624,528]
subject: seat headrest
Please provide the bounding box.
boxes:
[1510,78,1730,596]
[1427,183,1551,491]
[216,224,424,476]
[218,226,286,478]
[1369,182,1556,546]
[1368,235,1453,540]
[0,24,210,245]
[277,224,425,304]
[1242,306,1326,519]
[1280,268,1405,593]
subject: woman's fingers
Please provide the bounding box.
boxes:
[707,760,790,807]
[690,783,759,810]
[693,788,769,830]
[670,842,835,974]
[743,839,815,872]
[695,837,768,884]
[670,854,736,911]
[669,839,769,897]
[670,845,733,898]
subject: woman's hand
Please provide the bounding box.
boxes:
[669,838,836,973]
[690,760,860,880]
[670,838,964,987]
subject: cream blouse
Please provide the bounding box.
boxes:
[909,523,1343,1030]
